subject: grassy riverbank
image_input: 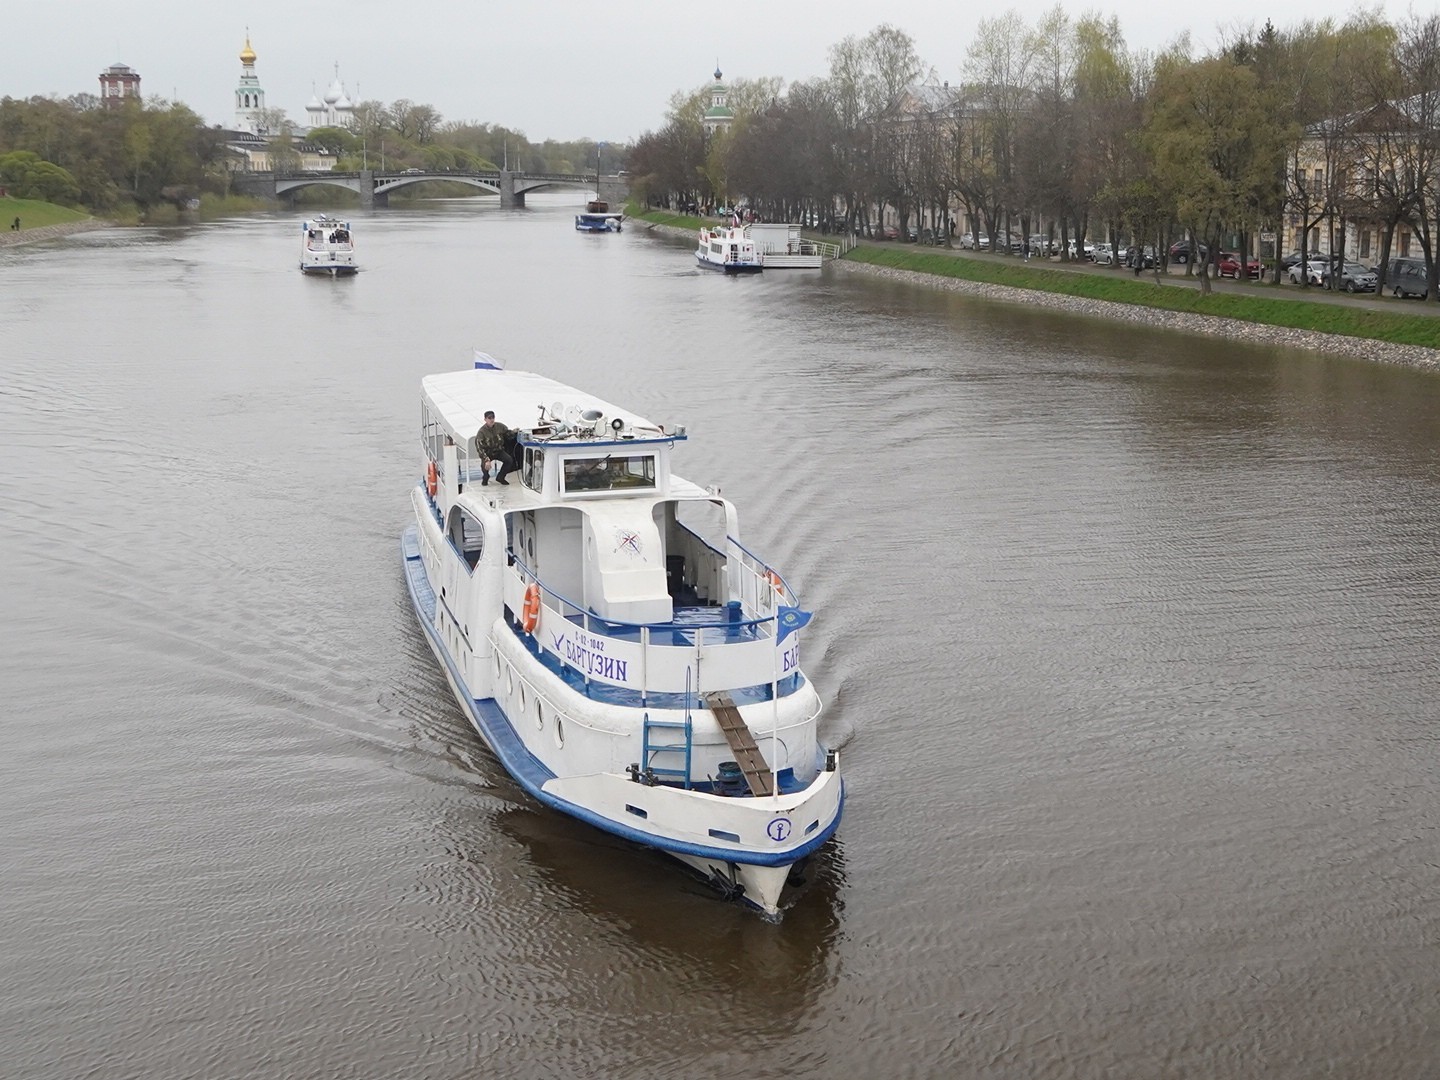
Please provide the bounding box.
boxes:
[849,246,1440,349]
[0,192,276,231]
[630,208,709,231]
[629,206,1440,351]
[0,196,90,230]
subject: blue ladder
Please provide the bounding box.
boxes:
[642,712,693,789]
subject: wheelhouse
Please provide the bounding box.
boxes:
[416,369,803,707]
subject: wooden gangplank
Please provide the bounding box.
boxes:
[702,691,774,797]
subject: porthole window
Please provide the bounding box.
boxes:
[518,683,526,710]
[536,701,544,730]
[493,654,502,680]
[506,669,514,698]
[555,718,565,748]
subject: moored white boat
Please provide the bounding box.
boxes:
[299,215,357,276]
[575,200,623,232]
[402,354,842,916]
[696,226,763,273]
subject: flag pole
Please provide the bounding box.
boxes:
[772,581,780,803]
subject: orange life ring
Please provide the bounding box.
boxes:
[425,460,438,497]
[764,569,784,596]
[521,583,541,632]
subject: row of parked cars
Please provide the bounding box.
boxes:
[1283,256,1374,293]
[1277,251,1431,297]
[956,232,1052,254]
[1136,241,1417,295]
[1179,243,1427,296]
[949,230,1430,297]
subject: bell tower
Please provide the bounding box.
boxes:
[234,33,266,133]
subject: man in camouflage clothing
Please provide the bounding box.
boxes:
[475,410,515,485]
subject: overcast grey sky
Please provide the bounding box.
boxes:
[0,0,1420,142]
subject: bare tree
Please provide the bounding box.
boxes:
[1392,13,1440,298]
[964,13,1040,254]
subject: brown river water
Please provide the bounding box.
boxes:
[3,196,1439,1079]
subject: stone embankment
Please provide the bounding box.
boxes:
[0,220,111,248]
[830,260,1440,371]
[639,219,1440,372]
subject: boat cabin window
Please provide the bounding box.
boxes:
[446,505,485,570]
[562,454,656,494]
[422,407,446,467]
[523,447,545,490]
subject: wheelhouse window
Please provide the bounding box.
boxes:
[523,447,544,490]
[562,454,656,493]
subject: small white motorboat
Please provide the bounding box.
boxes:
[299,215,358,276]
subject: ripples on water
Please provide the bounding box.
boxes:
[3,201,1439,1078]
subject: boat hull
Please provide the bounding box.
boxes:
[576,216,622,232]
[400,524,841,915]
[695,254,763,273]
[300,263,358,276]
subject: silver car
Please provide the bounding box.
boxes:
[1338,262,1377,293]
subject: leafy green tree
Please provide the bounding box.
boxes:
[1069,15,1137,257]
[0,149,81,203]
[307,125,359,155]
[1147,55,1290,293]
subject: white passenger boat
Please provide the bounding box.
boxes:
[402,354,842,916]
[299,215,357,276]
[575,200,624,232]
[696,226,763,273]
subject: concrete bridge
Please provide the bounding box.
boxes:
[231,169,629,210]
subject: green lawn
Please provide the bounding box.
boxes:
[629,207,709,231]
[0,195,90,231]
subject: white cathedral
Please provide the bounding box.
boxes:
[304,65,356,130]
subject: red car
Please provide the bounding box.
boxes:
[1217,252,1263,279]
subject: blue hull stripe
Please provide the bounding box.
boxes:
[401,526,842,867]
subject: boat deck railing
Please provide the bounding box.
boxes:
[507,542,800,701]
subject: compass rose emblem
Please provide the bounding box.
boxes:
[615,528,642,557]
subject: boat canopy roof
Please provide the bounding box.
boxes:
[422,367,677,446]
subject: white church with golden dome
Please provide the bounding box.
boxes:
[226,34,343,172]
[232,34,355,136]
